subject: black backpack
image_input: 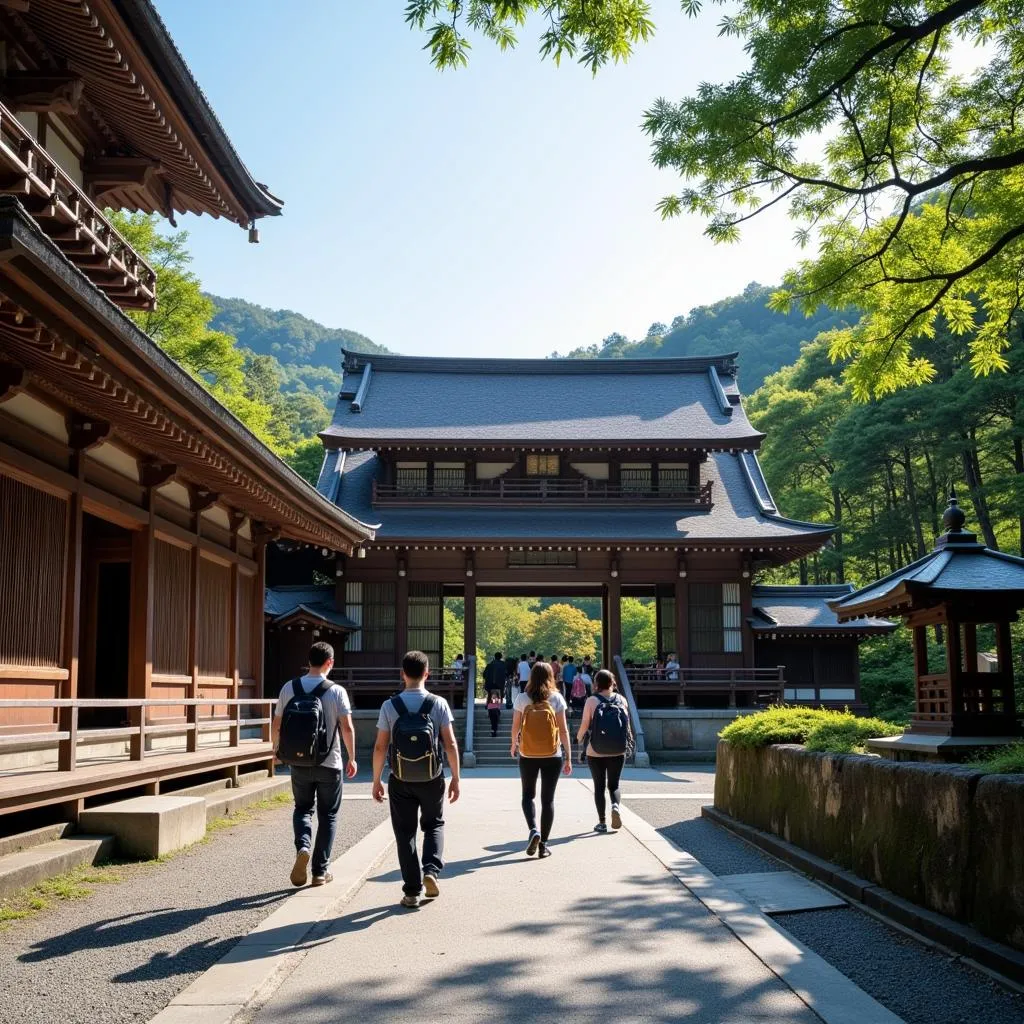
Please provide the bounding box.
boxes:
[388,693,442,782]
[277,678,336,766]
[589,694,630,756]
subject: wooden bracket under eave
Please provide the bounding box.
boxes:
[138,460,177,489]
[1,72,84,115]
[187,484,219,513]
[250,521,281,545]
[66,412,110,451]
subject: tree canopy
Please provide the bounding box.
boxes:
[409,1,1024,398]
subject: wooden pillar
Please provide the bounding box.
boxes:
[606,578,622,665]
[675,579,689,667]
[186,536,200,752]
[996,619,1015,725]
[229,561,240,747]
[128,487,155,760]
[740,574,754,668]
[946,613,962,722]
[254,541,267,696]
[396,574,409,663]
[911,623,929,730]
[58,455,84,772]
[463,576,476,665]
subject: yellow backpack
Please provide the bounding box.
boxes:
[519,700,559,757]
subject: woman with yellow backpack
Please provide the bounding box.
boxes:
[510,660,572,858]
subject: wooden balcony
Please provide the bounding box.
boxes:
[0,104,157,309]
[372,477,714,508]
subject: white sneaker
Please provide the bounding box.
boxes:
[424,874,440,898]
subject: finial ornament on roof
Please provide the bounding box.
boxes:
[943,487,967,533]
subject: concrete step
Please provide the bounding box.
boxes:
[0,835,115,898]
[204,774,291,823]
[0,820,76,858]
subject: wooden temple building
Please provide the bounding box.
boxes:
[0,0,373,817]
[262,350,894,709]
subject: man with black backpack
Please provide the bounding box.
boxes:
[272,641,357,888]
[372,651,460,908]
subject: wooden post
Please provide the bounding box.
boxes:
[254,540,267,696]
[607,578,622,664]
[229,561,240,747]
[740,573,754,668]
[996,619,1015,725]
[463,576,476,668]
[186,539,200,752]
[58,455,84,772]
[946,614,962,723]
[675,579,689,667]
[128,487,155,759]
[395,573,409,663]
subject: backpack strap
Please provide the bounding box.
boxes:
[390,694,407,719]
[291,677,305,697]
[419,694,437,719]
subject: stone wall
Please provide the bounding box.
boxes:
[638,710,754,763]
[715,741,1024,952]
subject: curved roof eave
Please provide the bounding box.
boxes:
[111,0,283,220]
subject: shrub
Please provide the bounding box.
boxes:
[720,705,902,753]
[967,742,1024,775]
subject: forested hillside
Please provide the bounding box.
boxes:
[555,283,855,391]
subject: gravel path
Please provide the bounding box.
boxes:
[629,796,1024,1024]
[0,784,388,1024]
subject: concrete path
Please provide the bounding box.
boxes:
[230,778,890,1024]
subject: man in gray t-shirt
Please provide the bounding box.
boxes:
[373,651,461,908]
[272,642,356,889]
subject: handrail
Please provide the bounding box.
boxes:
[372,478,713,507]
[613,655,650,768]
[0,697,275,773]
[629,666,785,683]
[463,655,477,768]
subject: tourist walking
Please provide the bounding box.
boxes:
[550,656,561,691]
[372,651,461,908]
[516,654,531,697]
[561,656,577,703]
[577,669,632,832]
[569,670,588,717]
[486,690,502,736]
[272,642,357,888]
[511,661,571,858]
[484,651,505,699]
[504,654,518,707]
[665,652,681,681]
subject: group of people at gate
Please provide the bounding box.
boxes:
[482,650,598,726]
[271,644,633,907]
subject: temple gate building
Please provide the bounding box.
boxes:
[268,350,893,711]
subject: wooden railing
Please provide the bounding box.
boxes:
[613,655,648,767]
[0,102,157,309]
[628,666,785,707]
[0,698,275,773]
[372,478,713,507]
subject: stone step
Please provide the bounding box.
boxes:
[0,834,115,898]
[0,820,76,858]
[204,774,292,823]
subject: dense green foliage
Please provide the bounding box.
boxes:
[410,1,1024,398]
[554,282,854,390]
[720,706,902,753]
[967,742,1024,775]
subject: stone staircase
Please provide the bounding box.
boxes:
[469,702,586,767]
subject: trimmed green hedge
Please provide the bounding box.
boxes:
[719,706,902,754]
[967,742,1024,774]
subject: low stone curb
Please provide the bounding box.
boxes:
[147,817,395,1024]
[0,834,116,898]
[615,801,902,1024]
[702,804,1024,986]
[204,777,292,823]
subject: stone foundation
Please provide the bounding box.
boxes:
[638,709,754,763]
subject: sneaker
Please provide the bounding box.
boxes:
[400,893,421,908]
[424,874,440,898]
[611,805,622,831]
[526,830,541,857]
[538,843,552,859]
[594,822,609,833]
[290,849,310,887]
[311,871,333,887]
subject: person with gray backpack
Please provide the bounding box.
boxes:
[272,642,357,888]
[576,669,632,833]
[372,651,461,908]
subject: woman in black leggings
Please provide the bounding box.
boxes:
[577,669,632,832]
[511,660,572,858]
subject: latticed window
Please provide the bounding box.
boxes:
[690,583,743,653]
[345,581,396,653]
[620,463,652,493]
[525,454,559,476]
[657,592,677,657]
[433,462,465,494]
[508,550,577,567]
[395,463,427,493]
[408,582,442,666]
[658,463,690,494]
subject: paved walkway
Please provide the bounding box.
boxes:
[156,775,904,1024]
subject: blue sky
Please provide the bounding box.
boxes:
[162,1,804,358]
